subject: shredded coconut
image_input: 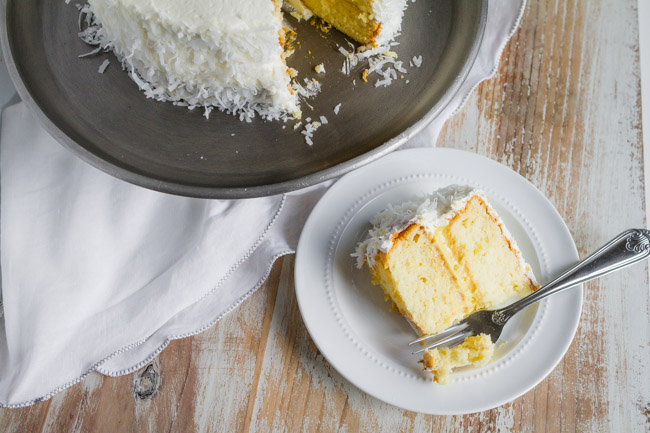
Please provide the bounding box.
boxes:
[300,120,322,146]
[292,78,322,99]
[98,59,110,73]
[352,185,476,269]
[75,2,303,122]
[336,37,415,89]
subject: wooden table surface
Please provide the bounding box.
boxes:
[2,0,649,431]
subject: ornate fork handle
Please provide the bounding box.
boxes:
[492,229,650,326]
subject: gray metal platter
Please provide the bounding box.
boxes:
[1,0,487,199]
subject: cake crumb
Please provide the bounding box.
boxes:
[310,18,332,33]
[289,11,302,21]
[318,20,332,33]
[288,67,298,78]
[361,69,369,83]
[283,29,296,58]
[315,63,325,74]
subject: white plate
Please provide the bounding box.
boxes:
[294,148,582,415]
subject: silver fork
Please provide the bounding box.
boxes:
[410,228,650,354]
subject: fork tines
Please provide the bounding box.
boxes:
[409,322,473,355]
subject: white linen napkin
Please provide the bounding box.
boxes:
[0,0,525,407]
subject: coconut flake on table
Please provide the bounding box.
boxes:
[333,103,341,115]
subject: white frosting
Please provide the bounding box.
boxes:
[371,0,409,46]
[353,185,538,286]
[85,0,299,121]
[353,185,475,268]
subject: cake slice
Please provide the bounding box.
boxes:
[286,0,409,46]
[354,185,538,383]
[85,0,299,121]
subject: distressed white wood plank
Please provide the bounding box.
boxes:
[640,0,650,231]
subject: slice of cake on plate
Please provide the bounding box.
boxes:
[354,185,538,384]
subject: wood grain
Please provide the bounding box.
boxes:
[1,0,648,431]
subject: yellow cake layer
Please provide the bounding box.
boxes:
[447,198,535,309]
[299,0,381,45]
[422,334,494,384]
[371,224,474,335]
